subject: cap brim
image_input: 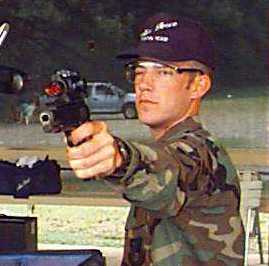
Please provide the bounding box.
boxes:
[116,43,181,63]
[116,47,140,60]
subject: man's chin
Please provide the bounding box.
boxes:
[138,113,159,127]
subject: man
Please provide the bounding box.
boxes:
[0,22,9,47]
[67,13,245,265]
[18,100,37,125]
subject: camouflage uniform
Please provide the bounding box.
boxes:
[109,117,245,266]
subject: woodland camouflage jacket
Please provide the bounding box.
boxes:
[109,117,245,266]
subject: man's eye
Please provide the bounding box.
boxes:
[134,67,145,76]
[157,68,174,76]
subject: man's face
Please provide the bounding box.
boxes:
[131,61,196,133]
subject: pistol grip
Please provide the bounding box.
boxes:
[65,131,75,147]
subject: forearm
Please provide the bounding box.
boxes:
[106,139,186,216]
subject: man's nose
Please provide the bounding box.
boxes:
[136,70,154,91]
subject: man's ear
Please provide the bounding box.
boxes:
[190,74,211,99]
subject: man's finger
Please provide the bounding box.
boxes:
[67,131,114,160]
[69,145,116,170]
[70,121,107,146]
[73,158,116,179]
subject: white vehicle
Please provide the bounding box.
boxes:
[85,82,137,119]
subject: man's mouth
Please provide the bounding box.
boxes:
[138,98,158,105]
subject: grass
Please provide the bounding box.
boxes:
[200,93,268,149]
[208,85,268,99]
[204,93,267,112]
[0,204,129,248]
[36,205,128,247]
[217,138,264,149]
[0,204,268,255]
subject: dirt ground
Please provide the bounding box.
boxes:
[0,145,267,169]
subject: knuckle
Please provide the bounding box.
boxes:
[94,120,107,133]
[99,121,108,131]
[101,160,112,173]
[108,158,115,169]
[107,145,116,156]
[80,169,94,179]
[106,132,114,141]
[81,158,90,169]
[74,169,83,178]
[102,130,113,141]
[69,159,79,170]
[80,141,93,157]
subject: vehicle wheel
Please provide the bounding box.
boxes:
[123,103,137,119]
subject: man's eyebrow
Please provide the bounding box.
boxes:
[135,64,146,68]
[137,61,164,68]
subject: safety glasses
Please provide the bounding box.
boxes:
[125,61,202,84]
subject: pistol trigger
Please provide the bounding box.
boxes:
[65,131,92,147]
[65,131,75,147]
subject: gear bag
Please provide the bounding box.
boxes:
[0,156,62,198]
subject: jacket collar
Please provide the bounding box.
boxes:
[158,116,202,142]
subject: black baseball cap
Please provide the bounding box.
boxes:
[117,13,216,70]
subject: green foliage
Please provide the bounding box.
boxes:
[208,1,243,30]
[14,1,70,24]
[0,0,267,94]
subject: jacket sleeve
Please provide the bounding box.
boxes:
[106,135,213,217]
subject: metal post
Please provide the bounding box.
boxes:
[254,208,264,264]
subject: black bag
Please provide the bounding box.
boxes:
[0,156,62,198]
[0,249,106,266]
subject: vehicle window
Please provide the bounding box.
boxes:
[110,85,117,94]
[106,87,115,95]
[111,85,124,96]
[117,88,124,96]
[95,85,108,95]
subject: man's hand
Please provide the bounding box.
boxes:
[67,121,123,179]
